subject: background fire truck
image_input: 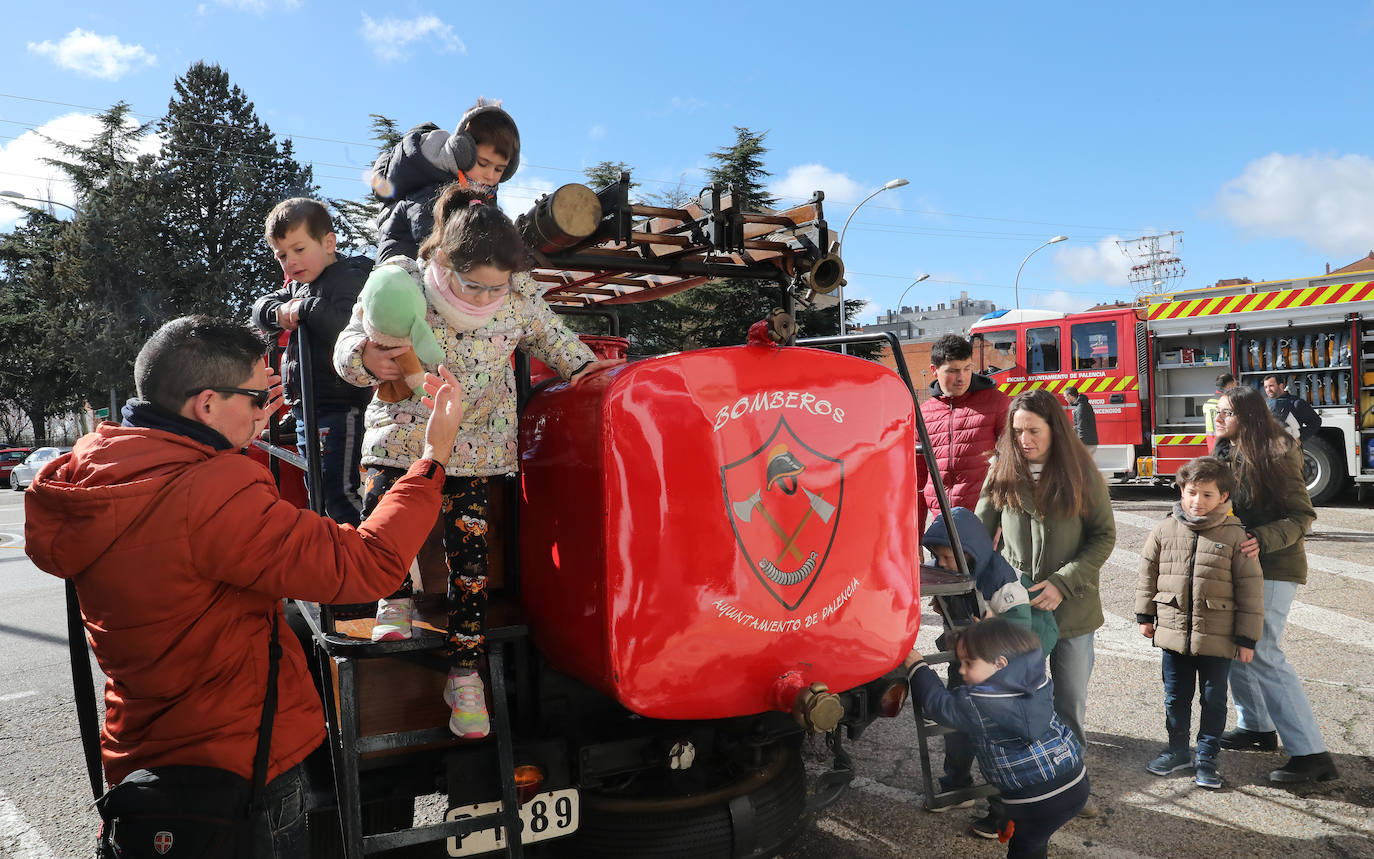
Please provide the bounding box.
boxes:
[968,266,1374,504]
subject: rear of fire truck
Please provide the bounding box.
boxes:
[288,175,934,859]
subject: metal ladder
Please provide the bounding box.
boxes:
[798,330,998,811]
[259,328,530,857]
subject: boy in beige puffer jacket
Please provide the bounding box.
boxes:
[1136,456,1263,790]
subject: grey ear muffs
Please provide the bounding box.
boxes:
[444,103,520,182]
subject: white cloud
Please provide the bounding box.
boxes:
[360,13,465,62]
[27,29,156,80]
[214,0,302,11]
[1033,290,1094,313]
[0,113,162,229]
[648,96,706,119]
[1054,236,1130,285]
[1217,152,1374,255]
[770,163,863,208]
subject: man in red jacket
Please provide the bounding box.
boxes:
[918,333,1010,529]
[24,316,463,856]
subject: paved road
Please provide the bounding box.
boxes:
[783,485,1374,859]
[1,484,1371,857]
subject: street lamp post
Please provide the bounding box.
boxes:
[836,178,908,353]
[893,272,931,341]
[1013,235,1068,310]
[0,190,77,215]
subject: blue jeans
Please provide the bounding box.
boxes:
[252,761,312,858]
[1161,649,1230,764]
[1229,579,1327,756]
[294,405,363,527]
[1049,632,1095,748]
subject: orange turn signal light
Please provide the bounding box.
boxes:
[878,680,909,718]
[514,765,545,805]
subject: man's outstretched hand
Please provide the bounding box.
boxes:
[420,364,464,466]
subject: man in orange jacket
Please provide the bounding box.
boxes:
[24,316,464,856]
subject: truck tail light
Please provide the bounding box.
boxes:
[514,765,544,804]
[878,679,909,718]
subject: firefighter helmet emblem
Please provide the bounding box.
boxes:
[722,417,843,610]
[765,444,805,495]
[153,831,174,855]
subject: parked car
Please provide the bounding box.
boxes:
[0,448,34,485]
[10,447,70,491]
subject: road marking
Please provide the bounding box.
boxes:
[0,789,58,859]
[1305,554,1374,586]
[0,690,37,703]
[1115,508,1374,586]
[1112,509,1166,531]
[1104,541,1374,656]
[1287,602,1374,652]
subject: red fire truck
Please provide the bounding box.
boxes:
[262,176,962,858]
[968,267,1374,504]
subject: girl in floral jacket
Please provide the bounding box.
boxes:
[334,185,621,736]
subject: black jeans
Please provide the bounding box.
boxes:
[252,761,312,858]
[293,404,364,527]
[1162,649,1231,765]
[1004,771,1089,858]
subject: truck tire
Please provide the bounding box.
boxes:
[565,742,806,859]
[1301,436,1342,506]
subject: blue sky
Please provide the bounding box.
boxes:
[4,1,1374,325]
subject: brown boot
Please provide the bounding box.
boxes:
[1077,795,1099,818]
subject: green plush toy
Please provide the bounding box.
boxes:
[358,266,444,402]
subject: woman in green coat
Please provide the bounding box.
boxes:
[976,389,1116,752]
[1213,385,1337,784]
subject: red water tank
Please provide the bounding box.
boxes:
[518,343,921,720]
[528,335,629,385]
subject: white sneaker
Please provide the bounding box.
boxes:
[370,597,414,642]
[445,670,490,738]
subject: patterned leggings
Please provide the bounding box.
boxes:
[363,466,488,670]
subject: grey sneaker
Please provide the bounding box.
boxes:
[1146,748,1194,776]
[1194,761,1222,789]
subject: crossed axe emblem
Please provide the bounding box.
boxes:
[731,486,835,563]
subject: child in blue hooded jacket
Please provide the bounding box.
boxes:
[921,508,1059,834]
[924,507,1057,655]
[910,618,1088,859]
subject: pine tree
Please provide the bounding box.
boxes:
[0,212,82,442]
[157,62,316,318]
[42,105,175,405]
[681,127,783,348]
[584,161,637,196]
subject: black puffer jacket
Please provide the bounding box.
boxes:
[251,255,374,409]
[1070,396,1098,445]
[373,124,497,263]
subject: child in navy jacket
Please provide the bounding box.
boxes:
[910,618,1088,858]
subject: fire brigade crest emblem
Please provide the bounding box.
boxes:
[153,830,174,854]
[721,417,843,609]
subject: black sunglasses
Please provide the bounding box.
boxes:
[187,386,272,409]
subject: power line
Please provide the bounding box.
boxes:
[0,90,1146,236]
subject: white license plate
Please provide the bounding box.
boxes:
[446,788,579,857]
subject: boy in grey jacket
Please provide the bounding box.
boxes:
[1136,456,1263,789]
